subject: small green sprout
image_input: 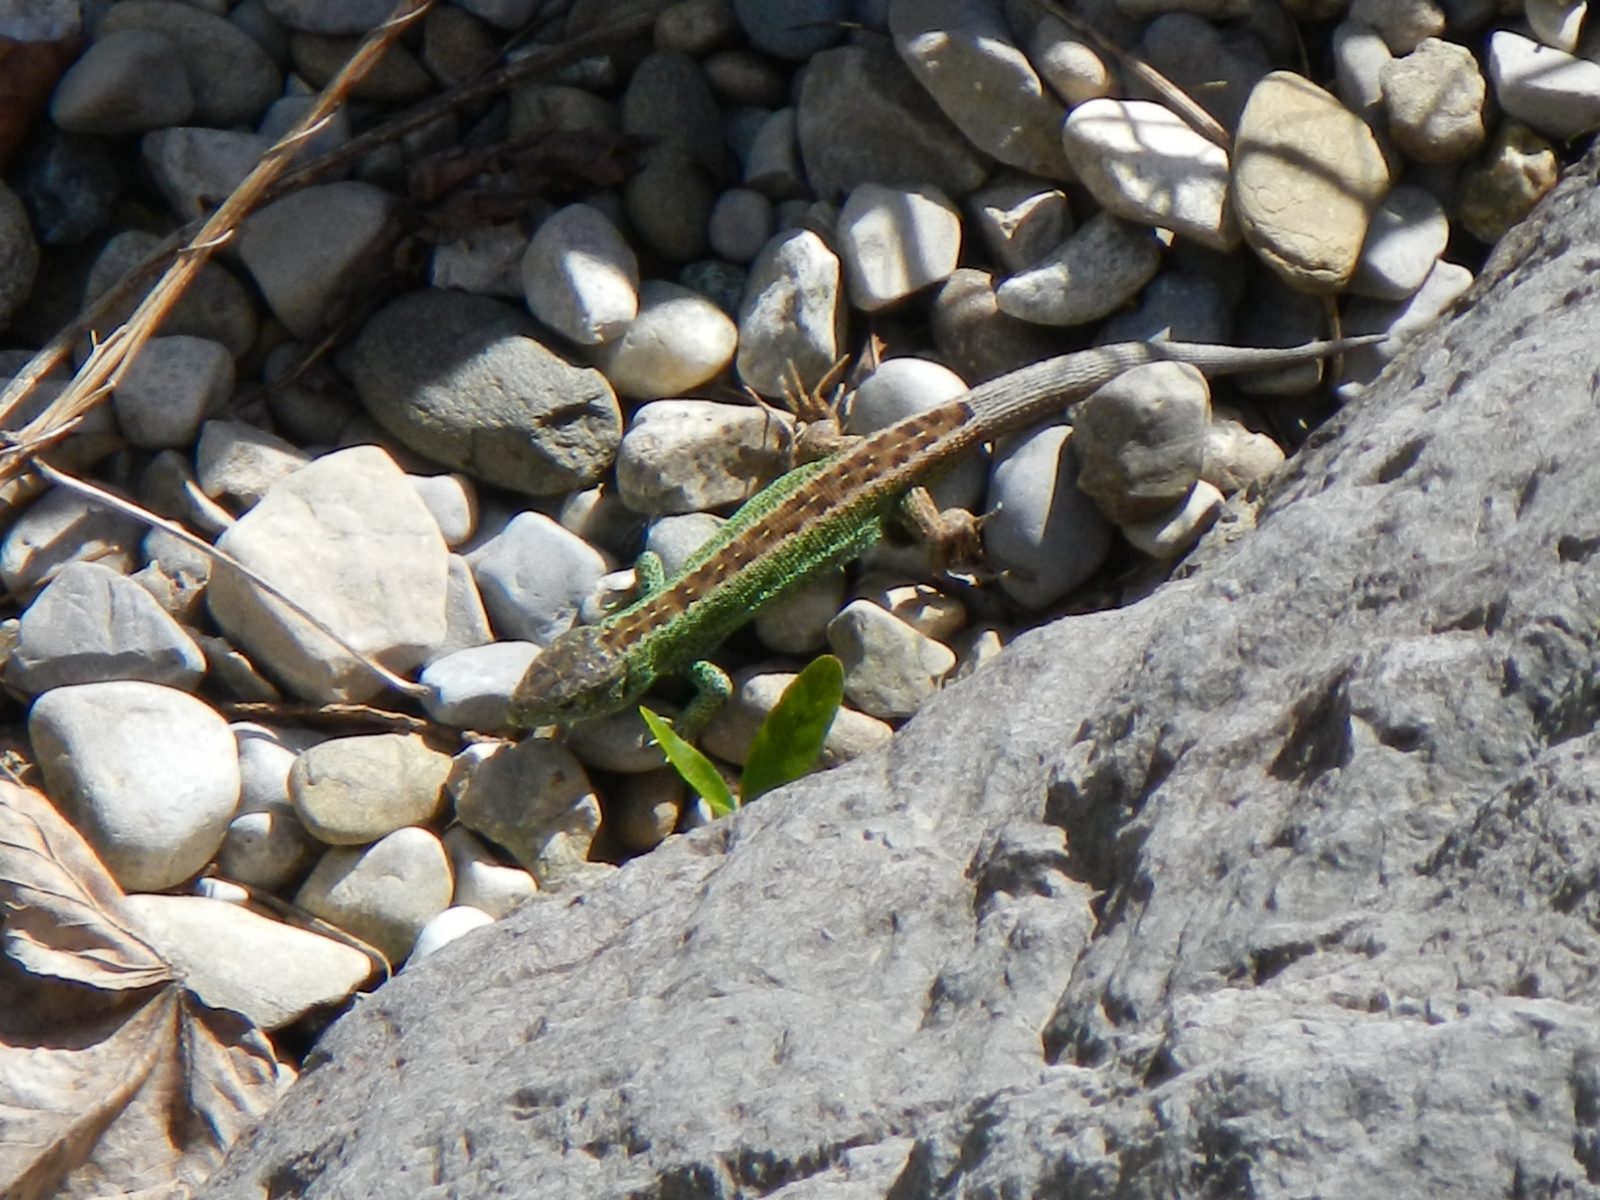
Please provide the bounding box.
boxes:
[640,654,846,819]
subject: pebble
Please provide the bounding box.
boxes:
[1027,13,1114,107]
[451,738,602,884]
[30,681,239,892]
[855,573,967,642]
[289,733,451,846]
[931,267,1064,382]
[408,905,496,964]
[289,31,433,101]
[794,43,988,202]
[84,229,258,358]
[1527,0,1588,53]
[1339,259,1474,392]
[216,803,321,891]
[431,223,526,298]
[112,335,234,450]
[890,0,1073,181]
[1333,19,1392,122]
[420,640,539,729]
[1120,479,1225,560]
[996,211,1163,326]
[1351,185,1451,300]
[703,48,788,106]
[1486,30,1600,140]
[295,826,454,964]
[207,446,451,702]
[643,511,723,574]
[1454,120,1559,245]
[122,893,371,1028]
[590,280,739,400]
[99,0,282,126]
[615,399,794,515]
[0,181,38,331]
[1202,413,1287,494]
[349,288,622,496]
[753,569,846,654]
[141,127,271,222]
[409,473,478,547]
[566,704,689,773]
[431,553,497,660]
[836,183,962,311]
[1349,0,1446,54]
[733,0,848,61]
[983,424,1115,608]
[709,187,775,262]
[1135,13,1269,133]
[826,600,957,720]
[260,0,395,34]
[622,51,730,181]
[605,769,686,852]
[238,182,401,339]
[736,227,847,398]
[443,826,538,919]
[134,528,212,625]
[1063,98,1239,251]
[1381,37,1488,162]
[194,419,311,508]
[521,203,639,346]
[1071,361,1212,523]
[12,127,120,246]
[468,512,608,645]
[49,28,194,134]
[699,667,893,766]
[966,175,1072,274]
[658,0,742,55]
[742,108,806,200]
[1098,269,1232,345]
[1233,71,1392,293]
[0,486,144,599]
[6,560,206,694]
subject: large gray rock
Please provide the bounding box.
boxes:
[197,160,1600,1198]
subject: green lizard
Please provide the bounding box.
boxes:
[510,337,1377,736]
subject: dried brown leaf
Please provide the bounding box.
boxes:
[0,781,172,990]
[0,783,285,1200]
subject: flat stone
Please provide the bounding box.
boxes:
[194,420,311,509]
[795,43,988,202]
[99,0,281,125]
[0,487,143,599]
[295,827,454,964]
[452,738,602,885]
[30,681,239,892]
[996,211,1162,326]
[1071,360,1212,523]
[1381,36,1487,162]
[289,733,451,846]
[467,513,607,645]
[826,599,957,719]
[1351,185,1451,300]
[521,203,639,346]
[590,280,738,400]
[7,561,206,694]
[1233,70,1391,293]
[615,399,794,515]
[1063,98,1239,251]
[50,28,194,133]
[1487,30,1600,140]
[141,127,271,222]
[983,423,1115,608]
[206,446,451,703]
[123,893,371,1028]
[890,0,1073,180]
[113,334,234,450]
[239,182,402,340]
[442,826,538,920]
[349,288,622,497]
[836,183,962,311]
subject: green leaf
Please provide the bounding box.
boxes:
[740,655,845,803]
[640,706,736,818]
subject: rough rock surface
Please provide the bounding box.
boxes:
[197,157,1600,1199]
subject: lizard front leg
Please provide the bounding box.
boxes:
[632,550,732,740]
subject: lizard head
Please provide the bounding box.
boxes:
[509,625,637,730]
